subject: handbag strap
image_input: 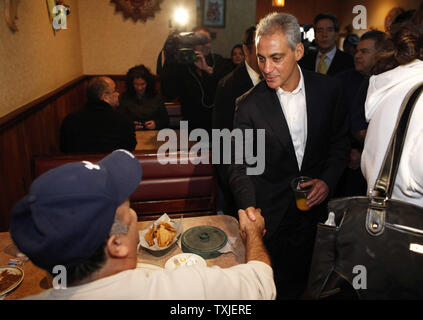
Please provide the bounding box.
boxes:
[373,83,423,199]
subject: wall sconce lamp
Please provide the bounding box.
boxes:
[169,7,189,30]
[174,8,189,27]
[272,0,285,7]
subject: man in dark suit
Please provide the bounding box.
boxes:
[60,77,137,153]
[299,13,354,75]
[228,12,350,299]
[334,30,387,197]
[212,26,261,216]
[213,26,261,131]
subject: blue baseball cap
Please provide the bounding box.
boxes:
[10,150,142,271]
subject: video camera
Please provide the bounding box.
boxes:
[300,24,317,56]
[163,31,210,64]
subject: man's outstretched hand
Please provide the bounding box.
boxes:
[238,207,266,239]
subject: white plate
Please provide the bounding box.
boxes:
[0,266,24,296]
[136,261,163,276]
[164,253,207,270]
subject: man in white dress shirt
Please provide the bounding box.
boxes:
[228,12,350,299]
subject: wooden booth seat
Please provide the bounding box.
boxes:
[32,151,217,221]
[165,101,183,129]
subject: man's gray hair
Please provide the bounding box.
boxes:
[256,12,302,51]
[109,215,129,237]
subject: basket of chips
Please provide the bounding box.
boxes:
[138,213,183,257]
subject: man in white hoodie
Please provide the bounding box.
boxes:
[361,18,423,207]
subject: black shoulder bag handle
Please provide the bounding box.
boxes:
[366,83,423,235]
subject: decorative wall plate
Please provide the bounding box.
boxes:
[111,0,163,22]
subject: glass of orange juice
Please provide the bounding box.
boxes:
[291,176,313,211]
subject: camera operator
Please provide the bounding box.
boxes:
[160,27,232,133]
[301,24,317,57]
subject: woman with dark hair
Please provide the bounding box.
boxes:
[118,65,169,130]
[361,12,423,207]
[230,44,244,69]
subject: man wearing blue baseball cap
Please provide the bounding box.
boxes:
[10,150,275,299]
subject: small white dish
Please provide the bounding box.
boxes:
[164,253,207,270]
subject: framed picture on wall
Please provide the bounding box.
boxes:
[203,0,225,28]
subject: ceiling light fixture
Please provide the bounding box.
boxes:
[272,0,285,7]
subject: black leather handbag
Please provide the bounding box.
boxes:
[307,83,423,300]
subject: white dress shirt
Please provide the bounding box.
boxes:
[276,65,307,170]
[245,60,262,86]
[314,46,337,73]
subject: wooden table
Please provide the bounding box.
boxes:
[135,130,178,151]
[0,237,52,300]
[0,215,244,299]
[138,215,244,269]
[136,130,166,151]
[135,129,200,152]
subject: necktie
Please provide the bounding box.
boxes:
[317,54,327,74]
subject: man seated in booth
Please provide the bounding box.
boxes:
[10,150,276,300]
[60,77,137,153]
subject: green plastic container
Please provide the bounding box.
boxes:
[181,226,228,259]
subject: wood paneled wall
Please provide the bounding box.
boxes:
[0,75,174,231]
[0,77,89,231]
[256,0,342,25]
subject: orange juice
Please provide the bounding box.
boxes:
[296,198,310,211]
